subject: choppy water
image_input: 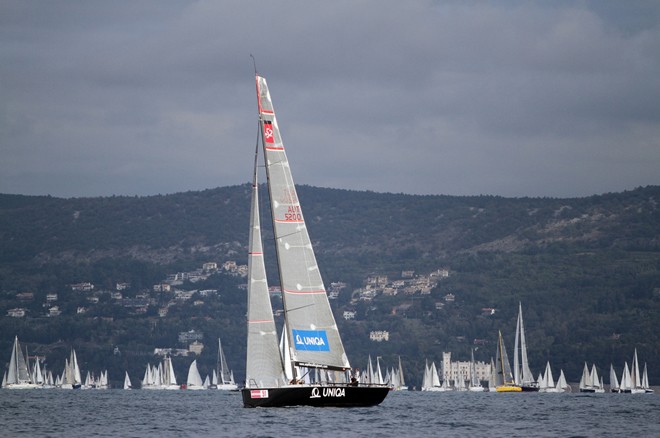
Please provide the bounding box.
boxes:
[1,389,658,437]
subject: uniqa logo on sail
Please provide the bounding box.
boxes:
[292,329,330,352]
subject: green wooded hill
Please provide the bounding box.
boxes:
[1,184,659,388]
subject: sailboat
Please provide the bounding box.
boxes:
[513,303,538,392]
[609,364,620,393]
[216,338,238,391]
[392,356,408,391]
[161,356,180,390]
[123,371,132,390]
[629,349,648,394]
[241,73,389,408]
[578,363,604,393]
[641,362,654,394]
[186,360,205,390]
[495,330,522,392]
[468,349,484,392]
[4,336,39,389]
[556,369,570,392]
[60,348,82,389]
[538,361,559,393]
[421,360,445,391]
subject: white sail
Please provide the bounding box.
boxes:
[32,358,44,385]
[544,361,555,387]
[421,360,431,391]
[255,75,350,373]
[244,131,287,388]
[375,357,384,385]
[609,364,620,392]
[72,350,82,386]
[632,349,642,389]
[430,362,441,387]
[124,371,132,390]
[579,362,590,390]
[186,360,205,390]
[641,362,653,393]
[621,362,632,392]
[556,369,569,392]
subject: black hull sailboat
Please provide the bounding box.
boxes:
[242,385,390,408]
[242,73,388,408]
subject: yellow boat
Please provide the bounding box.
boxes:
[496,385,522,393]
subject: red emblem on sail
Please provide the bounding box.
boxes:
[263,121,274,144]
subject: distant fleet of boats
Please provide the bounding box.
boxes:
[1,336,238,391]
[420,303,653,394]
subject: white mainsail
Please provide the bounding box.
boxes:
[255,75,350,373]
[124,371,132,390]
[244,130,287,388]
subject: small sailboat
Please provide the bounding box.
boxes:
[241,72,389,407]
[468,349,484,392]
[4,336,39,389]
[620,361,633,393]
[123,371,132,390]
[216,338,238,391]
[556,369,570,392]
[641,362,654,394]
[609,364,620,393]
[538,361,559,393]
[421,360,446,391]
[186,360,205,390]
[392,356,408,391]
[629,349,649,394]
[513,303,538,392]
[60,349,82,389]
[495,331,521,392]
[579,363,604,393]
[161,356,180,390]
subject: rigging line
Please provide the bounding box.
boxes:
[284,303,316,314]
[276,228,305,240]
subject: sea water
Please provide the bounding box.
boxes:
[1,389,658,437]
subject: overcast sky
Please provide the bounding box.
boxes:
[2,1,659,199]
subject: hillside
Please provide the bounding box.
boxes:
[1,185,659,387]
